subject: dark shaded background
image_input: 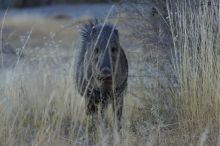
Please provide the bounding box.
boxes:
[0,0,120,9]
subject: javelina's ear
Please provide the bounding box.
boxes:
[114,29,119,40]
[151,7,158,16]
[91,26,97,36]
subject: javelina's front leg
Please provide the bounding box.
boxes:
[85,97,98,142]
[100,97,108,127]
[112,96,123,130]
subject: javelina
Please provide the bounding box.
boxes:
[75,19,128,129]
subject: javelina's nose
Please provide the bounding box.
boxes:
[100,67,111,76]
[97,67,112,80]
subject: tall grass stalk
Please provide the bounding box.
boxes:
[0,8,8,68]
[168,0,220,137]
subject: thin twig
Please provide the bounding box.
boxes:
[126,1,151,22]
[13,27,33,72]
[0,8,8,69]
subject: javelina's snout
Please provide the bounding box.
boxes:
[96,49,112,81]
[97,67,112,82]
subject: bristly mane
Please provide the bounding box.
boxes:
[80,19,116,44]
[80,19,98,42]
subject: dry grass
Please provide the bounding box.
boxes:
[169,0,220,143]
[0,1,220,145]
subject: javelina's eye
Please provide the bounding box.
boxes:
[111,47,117,53]
[94,47,99,54]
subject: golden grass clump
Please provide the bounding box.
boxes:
[169,0,220,139]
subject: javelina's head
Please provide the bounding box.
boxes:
[81,20,122,91]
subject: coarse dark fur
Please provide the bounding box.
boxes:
[75,19,128,129]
